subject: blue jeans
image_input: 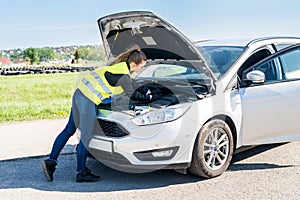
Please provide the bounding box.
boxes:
[72,89,98,173]
[49,89,98,173]
[49,109,76,162]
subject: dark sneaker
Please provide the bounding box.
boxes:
[76,168,100,182]
[41,159,57,181]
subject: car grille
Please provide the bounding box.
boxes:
[96,119,130,138]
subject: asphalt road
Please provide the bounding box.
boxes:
[0,119,299,200]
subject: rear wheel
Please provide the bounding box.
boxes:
[189,119,234,178]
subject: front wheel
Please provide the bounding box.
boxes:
[189,119,234,178]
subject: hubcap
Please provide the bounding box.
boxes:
[203,127,229,170]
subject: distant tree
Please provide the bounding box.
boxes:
[79,48,89,60]
[37,48,55,62]
[86,48,106,61]
[5,45,106,65]
[10,51,22,60]
[74,49,80,63]
[23,48,39,64]
[74,47,106,62]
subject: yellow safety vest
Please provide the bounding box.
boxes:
[78,62,130,105]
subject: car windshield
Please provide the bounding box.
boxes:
[197,46,245,79]
[137,60,212,84]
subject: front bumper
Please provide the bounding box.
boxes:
[88,107,199,171]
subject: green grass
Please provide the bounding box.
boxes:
[0,73,81,123]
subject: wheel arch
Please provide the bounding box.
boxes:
[204,115,237,151]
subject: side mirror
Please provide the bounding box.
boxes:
[246,70,265,84]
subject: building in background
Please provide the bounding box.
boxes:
[0,58,10,65]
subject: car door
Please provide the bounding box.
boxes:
[240,44,300,145]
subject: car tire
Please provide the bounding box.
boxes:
[189,119,234,178]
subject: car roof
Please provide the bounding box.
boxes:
[195,36,300,48]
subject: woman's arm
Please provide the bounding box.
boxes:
[105,72,151,102]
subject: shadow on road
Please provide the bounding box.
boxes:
[0,143,294,192]
[0,147,203,192]
[229,142,294,171]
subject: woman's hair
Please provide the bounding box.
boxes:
[109,44,147,65]
[127,50,147,64]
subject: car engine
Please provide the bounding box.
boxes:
[98,80,210,116]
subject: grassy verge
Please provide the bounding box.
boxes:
[0,73,80,123]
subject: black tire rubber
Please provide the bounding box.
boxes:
[189,119,234,178]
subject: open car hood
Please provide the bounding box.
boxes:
[98,11,206,62]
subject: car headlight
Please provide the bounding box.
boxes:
[131,103,191,126]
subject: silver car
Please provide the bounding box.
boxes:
[87,11,300,178]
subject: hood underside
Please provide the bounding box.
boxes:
[98,11,202,61]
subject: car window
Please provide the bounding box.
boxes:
[244,46,300,83]
[137,61,210,80]
[151,64,187,77]
[238,49,272,79]
[197,46,244,79]
[280,48,300,80]
[138,64,187,78]
[252,58,283,82]
[275,44,292,51]
[274,43,300,51]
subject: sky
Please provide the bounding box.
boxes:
[1,0,300,50]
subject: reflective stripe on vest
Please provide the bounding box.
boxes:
[78,62,130,105]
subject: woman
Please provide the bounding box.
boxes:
[42,46,152,182]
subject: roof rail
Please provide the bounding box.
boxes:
[194,39,216,44]
[246,36,300,46]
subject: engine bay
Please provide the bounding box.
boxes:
[98,78,211,115]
